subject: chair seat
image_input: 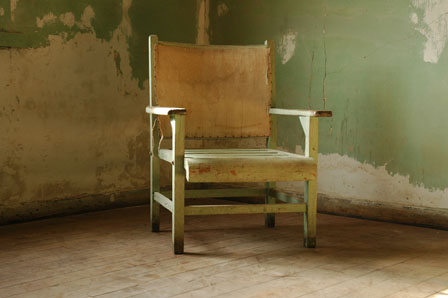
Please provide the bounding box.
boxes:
[159,149,317,183]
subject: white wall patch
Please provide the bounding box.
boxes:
[278,30,298,64]
[412,0,448,63]
[410,12,418,24]
[279,151,448,210]
[0,7,5,16]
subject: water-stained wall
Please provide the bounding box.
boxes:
[210,0,448,226]
[2,0,447,227]
[0,0,200,223]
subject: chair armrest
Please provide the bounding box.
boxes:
[146,106,187,115]
[270,108,332,117]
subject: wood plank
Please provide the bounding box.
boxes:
[270,189,302,204]
[301,116,319,248]
[149,35,161,232]
[2,205,448,298]
[171,114,186,254]
[184,203,306,216]
[145,106,187,115]
[159,149,306,162]
[153,192,173,212]
[185,155,316,183]
[159,40,268,49]
[270,108,332,117]
[265,39,277,228]
[155,42,272,138]
[158,149,172,164]
[161,188,266,199]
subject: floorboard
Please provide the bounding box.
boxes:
[0,205,447,298]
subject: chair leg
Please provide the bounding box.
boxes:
[150,154,160,232]
[150,193,160,232]
[304,180,317,248]
[172,180,185,254]
[265,182,275,228]
[172,209,184,254]
[171,114,185,254]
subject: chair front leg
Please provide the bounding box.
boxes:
[150,115,161,232]
[171,114,186,254]
[300,116,319,248]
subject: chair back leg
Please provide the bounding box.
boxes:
[265,182,276,228]
[304,180,317,248]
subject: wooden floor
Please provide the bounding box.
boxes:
[1,205,448,298]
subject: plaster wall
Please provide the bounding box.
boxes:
[0,0,199,223]
[210,0,448,225]
[2,0,447,226]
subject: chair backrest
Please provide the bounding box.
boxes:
[149,36,273,138]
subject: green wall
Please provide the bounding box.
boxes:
[210,0,448,191]
[1,0,446,224]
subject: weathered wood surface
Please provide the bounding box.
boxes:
[265,40,277,228]
[301,116,319,248]
[171,114,185,254]
[160,188,266,199]
[149,35,161,233]
[147,36,332,253]
[154,42,272,138]
[146,106,187,115]
[154,192,173,212]
[2,206,448,298]
[158,149,317,183]
[270,108,332,117]
[184,203,306,216]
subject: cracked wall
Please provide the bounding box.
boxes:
[0,0,199,223]
[210,0,448,220]
[2,0,448,225]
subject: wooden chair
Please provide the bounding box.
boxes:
[145,35,332,254]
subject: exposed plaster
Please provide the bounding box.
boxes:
[36,7,95,31]
[278,29,298,64]
[196,0,210,45]
[0,7,5,17]
[217,3,229,17]
[10,0,18,21]
[411,0,448,63]
[80,5,95,29]
[36,13,57,28]
[59,12,76,28]
[279,151,448,210]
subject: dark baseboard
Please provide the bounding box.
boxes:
[0,189,150,225]
[317,195,448,231]
[2,187,447,231]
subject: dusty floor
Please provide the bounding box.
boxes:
[0,205,448,298]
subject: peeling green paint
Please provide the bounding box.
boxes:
[0,0,199,87]
[210,0,448,190]
[0,0,122,47]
